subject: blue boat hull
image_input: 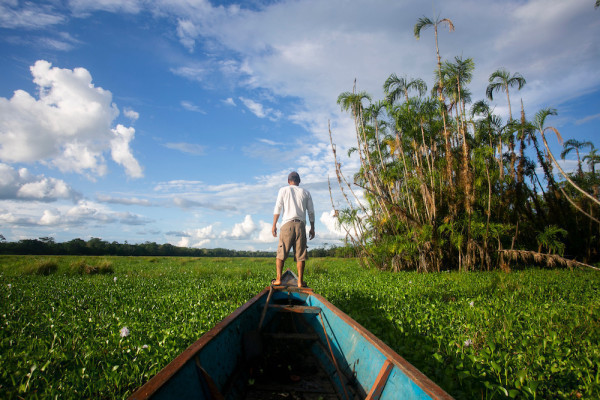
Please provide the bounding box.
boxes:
[129,276,453,400]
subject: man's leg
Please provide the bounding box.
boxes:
[296,260,305,287]
[294,221,308,287]
[274,258,284,285]
[274,221,290,285]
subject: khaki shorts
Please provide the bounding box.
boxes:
[277,220,308,261]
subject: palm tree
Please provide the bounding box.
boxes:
[560,139,593,177]
[533,108,559,182]
[363,100,389,174]
[438,56,474,120]
[414,16,455,98]
[516,99,534,185]
[486,68,526,122]
[487,69,526,180]
[596,0,600,8]
[414,15,455,193]
[582,147,600,249]
[536,225,567,255]
[337,91,372,116]
[383,74,427,105]
[583,147,600,175]
[437,56,475,213]
[471,100,504,158]
[535,109,600,208]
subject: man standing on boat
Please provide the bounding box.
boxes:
[272,171,315,287]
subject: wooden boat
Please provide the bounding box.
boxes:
[129,270,454,400]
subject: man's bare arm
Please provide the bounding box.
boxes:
[272,214,280,237]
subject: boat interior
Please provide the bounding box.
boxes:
[225,272,363,399]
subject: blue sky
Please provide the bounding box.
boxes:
[1,0,599,251]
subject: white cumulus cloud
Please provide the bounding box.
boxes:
[110,124,143,178]
[40,209,61,225]
[0,199,150,229]
[229,214,257,239]
[257,220,277,243]
[177,225,218,248]
[0,60,142,178]
[0,163,80,202]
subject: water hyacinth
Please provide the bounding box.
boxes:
[119,327,130,337]
[0,256,598,399]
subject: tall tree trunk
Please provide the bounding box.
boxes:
[433,25,455,213]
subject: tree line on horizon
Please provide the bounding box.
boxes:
[330,14,600,272]
[0,235,344,258]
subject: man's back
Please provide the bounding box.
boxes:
[274,185,315,225]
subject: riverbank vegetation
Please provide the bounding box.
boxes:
[330,15,600,272]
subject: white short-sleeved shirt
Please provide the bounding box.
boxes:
[274,185,315,225]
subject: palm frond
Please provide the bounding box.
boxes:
[439,18,455,32]
[533,107,558,131]
[486,82,502,101]
[414,16,433,39]
[500,249,600,271]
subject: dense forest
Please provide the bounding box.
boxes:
[0,235,341,258]
[330,15,600,272]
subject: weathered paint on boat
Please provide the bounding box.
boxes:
[129,271,454,400]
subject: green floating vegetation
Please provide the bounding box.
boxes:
[23,260,58,276]
[0,256,599,399]
[69,259,115,275]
